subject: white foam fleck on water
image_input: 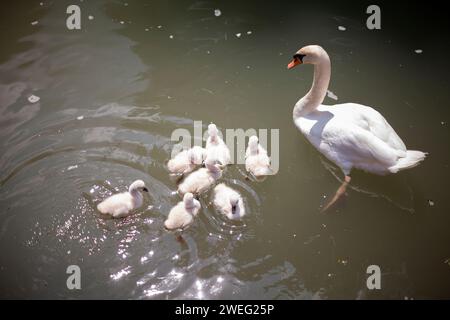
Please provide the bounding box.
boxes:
[31,21,39,26]
[247,30,252,35]
[67,165,78,171]
[88,15,94,20]
[415,49,423,54]
[28,94,40,103]
[428,200,435,207]
[338,26,346,31]
[327,90,338,100]
[169,35,174,39]
[214,9,221,17]
[120,21,124,24]
[235,33,242,38]
[76,115,84,120]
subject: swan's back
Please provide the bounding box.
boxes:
[294,103,420,175]
[97,192,134,217]
[296,103,406,151]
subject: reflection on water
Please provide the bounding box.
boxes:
[0,0,449,299]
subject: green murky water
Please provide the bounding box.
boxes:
[0,0,449,299]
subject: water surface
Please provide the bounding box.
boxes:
[0,0,449,299]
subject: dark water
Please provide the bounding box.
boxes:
[0,0,449,299]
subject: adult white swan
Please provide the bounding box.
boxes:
[288,45,427,211]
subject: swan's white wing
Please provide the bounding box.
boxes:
[322,122,400,169]
[298,103,409,174]
[349,103,407,152]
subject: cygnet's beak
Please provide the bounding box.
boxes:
[231,204,237,214]
[287,57,302,69]
[143,187,149,193]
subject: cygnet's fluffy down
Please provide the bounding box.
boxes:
[167,146,207,174]
[213,183,246,220]
[164,193,201,230]
[245,135,272,177]
[178,157,222,195]
[206,123,231,166]
[97,180,148,218]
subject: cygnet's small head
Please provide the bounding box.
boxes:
[248,135,259,154]
[129,180,149,193]
[287,45,329,69]
[208,123,219,141]
[187,149,198,165]
[204,157,220,172]
[183,192,195,208]
[229,194,240,214]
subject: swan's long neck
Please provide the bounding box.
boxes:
[293,55,331,119]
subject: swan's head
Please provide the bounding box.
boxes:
[287,45,329,69]
[248,135,259,154]
[129,180,149,193]
[183,192,195,207]
[208,123,219,141]
[229,194,240,214]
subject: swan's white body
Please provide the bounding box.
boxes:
[178,158,222,195]
[291,45,426,176]
[245,136,272,177]
[213,183,246,220]
[97,180,147,218]
[164,193,201,230]
[168,146,206,175]
[206,123,231,166]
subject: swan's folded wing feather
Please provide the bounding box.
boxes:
[329,124,400,167]
[353,104,407,153]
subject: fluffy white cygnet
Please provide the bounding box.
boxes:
[245,135,272,177]
[206,123,231,166]
[178,157,222,195]
[164,193,201,230]
[167,146,207,175]
[97,180,148,218]
[213,183,246,220]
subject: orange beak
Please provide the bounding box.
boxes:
[287,58,302,69]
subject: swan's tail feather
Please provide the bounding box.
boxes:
[97,202,107,214]
[389,150,427,173]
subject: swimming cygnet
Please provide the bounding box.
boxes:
[97,180,148,218]
[213,183,246,220]
[178,157,222,195]
[164,193,201,230]
[167,146,207,175]
[206,123,231,166]
[245,135,272,177]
